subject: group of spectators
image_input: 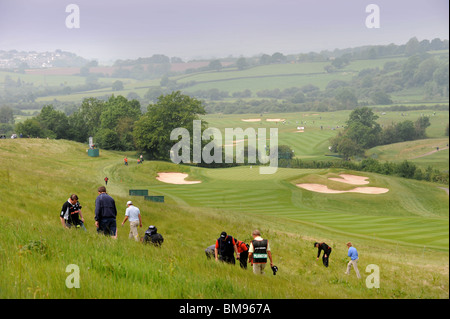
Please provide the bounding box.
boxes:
[60,187,360,278]
[206,229,276,275]
[59,186,163,245]
[207,232,361,278]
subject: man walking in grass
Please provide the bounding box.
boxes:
[345,242,361,279]
[248,230,273,275]
[95,186,118,238]
[121,200,142,241]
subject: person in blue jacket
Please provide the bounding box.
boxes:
[95,186,118,238]
[345,242,361,278]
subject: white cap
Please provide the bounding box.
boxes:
[126,201,133,206]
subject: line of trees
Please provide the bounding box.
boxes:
[15,96,140,151]
[14,92,208,159]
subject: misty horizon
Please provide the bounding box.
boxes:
[1,35,448,67]
[0,0,448,64]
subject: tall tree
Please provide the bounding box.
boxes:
[405,37,420,56]
[112,80,124,91]
[346,107,379,128]
[15,118,43,138]
[335,88,358,109]
[330,107,382,158]
[73,97,106,139]
[133,91,206,160]
[208,60,223,71]
[0,106,14,124]
[95,95,141,150]
[36,105,70,139]
[371,91,393,105]
[414,116,430,139]
[236,57,248,70]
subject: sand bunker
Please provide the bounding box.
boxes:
[156,173,201,185]
[328,174,370,185]
[223,137,268,147]
[303,113,319,117]
[296,183,389,194]
[241,119,261,122]
[223,139,246,147]
[266,118,285,122]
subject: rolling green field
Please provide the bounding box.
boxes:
[0,70,135,88]
[202,110,450,164]
[202,112,339,160]
[173,56,407,93]
[0,138,448,299]
[3,50,446,106]
[129,165,449,250]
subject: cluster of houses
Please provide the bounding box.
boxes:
[0,50,87,69]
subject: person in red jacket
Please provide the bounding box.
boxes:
[235,239,249,269]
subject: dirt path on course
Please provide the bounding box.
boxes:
[411,146,449,159]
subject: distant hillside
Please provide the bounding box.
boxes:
[1,37,448,113]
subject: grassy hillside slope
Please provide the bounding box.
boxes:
[0,139,448,299]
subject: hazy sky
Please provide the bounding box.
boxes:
[0,0,448,63]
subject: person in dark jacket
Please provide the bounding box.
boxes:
[95,186,118,238]
[214,231,239,265]
[60,194,85,230]
[315,242,332,267]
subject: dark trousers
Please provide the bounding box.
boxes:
[322,249,332,267]
[97,218,117,236]
[238,251,249,269]
[219,255,235,265]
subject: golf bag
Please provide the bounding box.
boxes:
[143,225,164,247]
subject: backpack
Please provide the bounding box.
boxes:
[143,226,164,247]
[151,233,164,246]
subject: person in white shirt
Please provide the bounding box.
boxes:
[248,229,273,275]
[121,201,142,241]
